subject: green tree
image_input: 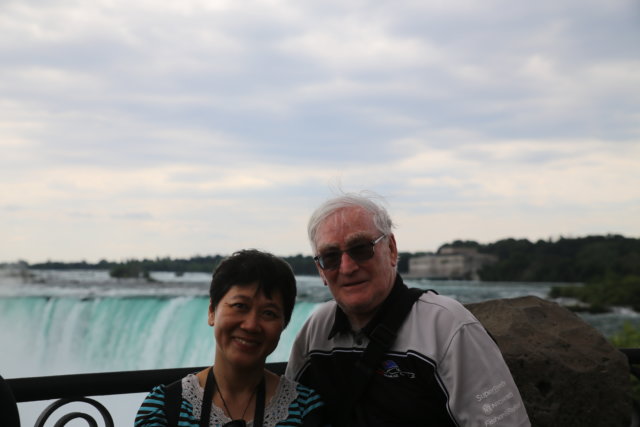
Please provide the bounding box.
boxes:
[610,322,640,403]
[109,261,151,280]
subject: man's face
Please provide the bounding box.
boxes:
[314,206,398,328]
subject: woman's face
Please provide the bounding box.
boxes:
[209,282,285,370]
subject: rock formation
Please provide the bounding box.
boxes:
[466,296,632,427]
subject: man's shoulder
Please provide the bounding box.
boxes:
[309,299,337,316]
[299,299,337,335]
[415,290,478,324]
[392,290,481,354]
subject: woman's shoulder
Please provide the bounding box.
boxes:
[264,376,327,426]
[278,376,325,409]
[276,375,317,393]
[141,384,168,405]
[181,373,204,403]
[291,379,322,400]
[135,384,168,426]
[135,376,199,427]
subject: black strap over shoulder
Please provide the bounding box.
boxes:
[350,285,426,401]
[343,276,428,420]
[200,369,215,427]
[164,378,183,427]
[253,376,266,427]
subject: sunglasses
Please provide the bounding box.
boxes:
[314,234,386,271]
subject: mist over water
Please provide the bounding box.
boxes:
[1,270,638,425]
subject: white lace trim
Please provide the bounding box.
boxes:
[263,376,297,427]
[182,374,299,427]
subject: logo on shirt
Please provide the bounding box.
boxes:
[378,360,416,378]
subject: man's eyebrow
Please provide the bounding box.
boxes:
[317,232,371,252]
[344,233,371,246]
[317,242,340,253]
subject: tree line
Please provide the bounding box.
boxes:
[24,234,639,282]
[432,234,640,282]
[444,234,640,312]
[26,255,317,277]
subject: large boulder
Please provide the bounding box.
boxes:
[466,296,632,427]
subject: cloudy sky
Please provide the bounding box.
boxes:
[1,0,639,263]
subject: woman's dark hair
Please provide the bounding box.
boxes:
[209,249,297,327]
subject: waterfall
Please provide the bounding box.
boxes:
[0,297,320,379]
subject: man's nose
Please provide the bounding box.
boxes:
[339,251,359,274]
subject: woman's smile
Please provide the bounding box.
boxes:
[233,335,261,349]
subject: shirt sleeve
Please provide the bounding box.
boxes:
[295,384,331,427]
[135,385,169,427]
[439,322,531,426]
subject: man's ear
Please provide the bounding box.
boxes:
[316,263,328,286]
[388,234,398,267]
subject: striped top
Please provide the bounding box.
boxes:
[135,374,329,427]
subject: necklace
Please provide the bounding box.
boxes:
[211,368,264,425]
[201,368,266,427]
[217,379,257,421]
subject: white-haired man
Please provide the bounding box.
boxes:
[286,192,530,426]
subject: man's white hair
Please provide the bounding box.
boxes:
[307,191,395,253]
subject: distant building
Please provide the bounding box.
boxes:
[407,247,498,280]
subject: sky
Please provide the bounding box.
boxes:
[1,0,639,264]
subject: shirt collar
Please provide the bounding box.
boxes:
[328,274,407,339]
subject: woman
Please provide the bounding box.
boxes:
[135,249,328,427]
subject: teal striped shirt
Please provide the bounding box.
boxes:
[135,375,328,427]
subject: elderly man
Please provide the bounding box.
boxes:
[286,192,530,426]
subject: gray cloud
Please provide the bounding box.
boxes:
[110,212,153,221]
[1,0,638,262]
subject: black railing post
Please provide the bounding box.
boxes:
[0,374,20,427]
[4,363,286,426]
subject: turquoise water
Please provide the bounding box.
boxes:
[2,270,638,377]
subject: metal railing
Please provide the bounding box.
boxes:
[2,353,638,427]
[2,363,286,427]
